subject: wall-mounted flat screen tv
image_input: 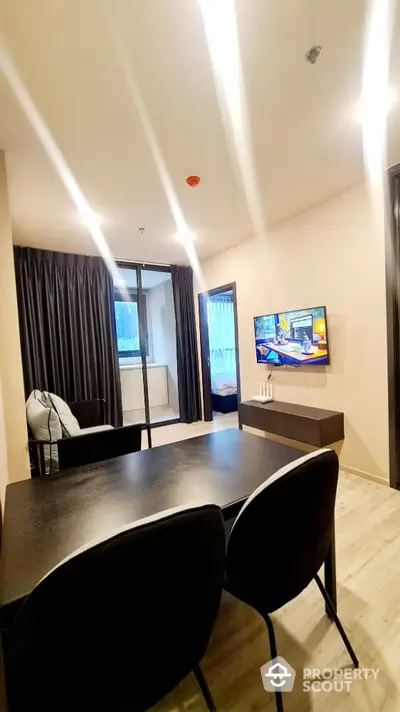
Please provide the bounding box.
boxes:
[254,306,329,366]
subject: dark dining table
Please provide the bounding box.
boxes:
[0,428,336,628]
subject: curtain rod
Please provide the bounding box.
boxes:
[116,257,191,268]
[14,244,188,269]
[116,257,171,267]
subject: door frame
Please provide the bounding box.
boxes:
[386,163,400,488]
[198,282,242,422]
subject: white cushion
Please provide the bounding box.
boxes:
[26,389,46,408]
[26,391,62,474]
[26,393,62,442]
[43,392,81,437]
[78,425,114,436]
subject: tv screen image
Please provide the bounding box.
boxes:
[254,306,329,366]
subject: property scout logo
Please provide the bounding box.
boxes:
[261,657,296,693]
[261,657,379,694]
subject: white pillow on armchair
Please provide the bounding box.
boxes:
[26,390,62,474]
[26,391,62,441]
[43,392,81,437]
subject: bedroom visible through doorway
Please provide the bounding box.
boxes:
[199,283,241,422]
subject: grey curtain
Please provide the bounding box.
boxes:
[171,265,202,423]
[14,247,123,427]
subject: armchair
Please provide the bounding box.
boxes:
[28,397,141,476]
[68,398,107,429]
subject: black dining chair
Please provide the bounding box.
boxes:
[4,504,226,712]
[224,449,358,712]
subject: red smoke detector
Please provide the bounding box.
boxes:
[186,175,200,187]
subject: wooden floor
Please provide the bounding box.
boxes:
[153,472,400,711]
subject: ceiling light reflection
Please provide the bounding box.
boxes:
[361,0,394,227]
[353,86,396,123]
[0,40,127,296]
[199,0,265,239]
[79,209,104,229]
[174,231,197,244]
[100,1,206,290]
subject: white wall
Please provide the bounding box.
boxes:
[0,379,9,507]
[147,279,179,414]
[199,184,389,482]
[120,364,168,411]
[0,151,30,507]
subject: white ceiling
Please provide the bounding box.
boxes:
[0,0,400,264]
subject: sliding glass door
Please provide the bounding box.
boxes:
[141,269,179,424]
[114,266,148,439]
[114,263,180,447]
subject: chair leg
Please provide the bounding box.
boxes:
[193,664,217,712]
[315,574,359,668]
[263,613,284,712]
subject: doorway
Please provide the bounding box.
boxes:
[198,282,241,422]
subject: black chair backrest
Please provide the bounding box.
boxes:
[69,398,106,428]
[58,422,142,470]
[6,504,225,712]
[225,449,339,614]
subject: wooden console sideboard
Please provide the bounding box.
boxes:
[239,400,344,447]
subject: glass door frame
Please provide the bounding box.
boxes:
[116,260,181,448]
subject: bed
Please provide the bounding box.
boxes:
[211,384,238,414]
